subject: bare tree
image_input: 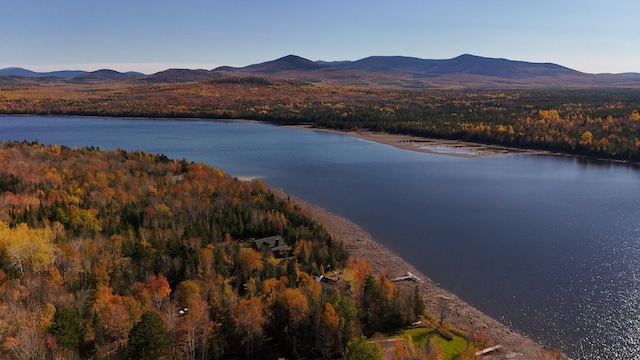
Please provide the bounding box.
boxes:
[435,295,451,326]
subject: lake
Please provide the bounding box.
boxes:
[1,115,639,359]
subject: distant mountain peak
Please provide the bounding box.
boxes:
[453,53,477,58]
[243,55,327,73]
[280,54,309,61]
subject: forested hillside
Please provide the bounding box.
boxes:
[0,141,468,359]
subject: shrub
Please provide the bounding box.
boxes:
[436,326,454,341]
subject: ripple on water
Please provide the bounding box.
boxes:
[563,232,640,359]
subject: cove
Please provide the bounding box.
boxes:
[1,115,639,359]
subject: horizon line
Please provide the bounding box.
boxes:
[2,56,639,76]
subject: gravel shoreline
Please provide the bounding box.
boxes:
[270,188,563,360]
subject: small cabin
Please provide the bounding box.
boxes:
[315,275,339,285]
[252,235,291,256]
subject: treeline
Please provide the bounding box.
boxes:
[314,90,640,161]
[0,141,473,359]
[2,80,640,161]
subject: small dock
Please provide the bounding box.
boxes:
[475,344,502,356]
[391,271,421,282]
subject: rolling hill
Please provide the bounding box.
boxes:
[2,54,640,88]
[69,69,144,84]
[0,67,85,78]
[132,68,221,84]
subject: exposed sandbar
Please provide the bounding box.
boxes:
[293,125,548,158]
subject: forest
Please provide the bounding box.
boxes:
[1,79,640,162]
[0,141,512,360]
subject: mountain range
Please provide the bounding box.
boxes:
[2,54,640,89]
[0,67,86,78]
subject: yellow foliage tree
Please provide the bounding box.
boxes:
[280,288,309,327]
[579,131,593,146]
[239,249,263,274]
[0,222,57,275]
[321,303,340,329]
[68,206,102,235]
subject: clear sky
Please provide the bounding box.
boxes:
[1,0,638,74]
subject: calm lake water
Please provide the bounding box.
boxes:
[1,115,639,359]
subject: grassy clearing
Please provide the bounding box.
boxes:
[396,327,470,360]
[340,268,355,282]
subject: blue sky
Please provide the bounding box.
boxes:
[1,0,638,74]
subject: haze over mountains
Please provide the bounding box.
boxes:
[2,54,640,88]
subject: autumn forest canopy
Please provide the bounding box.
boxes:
[1,78,640,162]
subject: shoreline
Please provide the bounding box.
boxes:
[247,124,566,358]
[290,124,550,159]
[269,188,559,359]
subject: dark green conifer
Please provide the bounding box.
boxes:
[127,311,171,360]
